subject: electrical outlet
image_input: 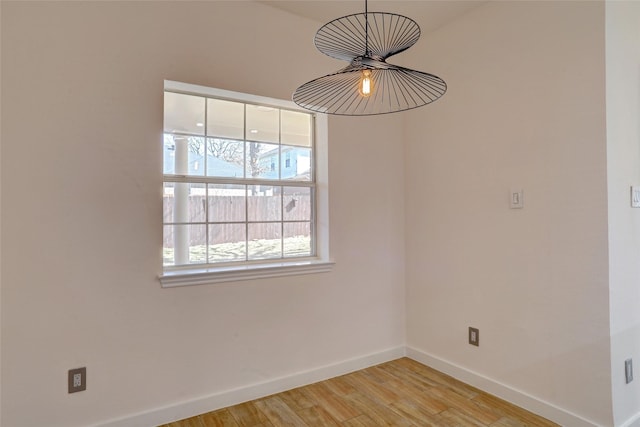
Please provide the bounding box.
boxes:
[68,367,86,393]
[625,359,633,384]
[469,327,479,346]
[510,189,524,209]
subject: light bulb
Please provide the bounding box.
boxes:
[359,70,373,97]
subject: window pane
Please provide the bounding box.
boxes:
[163,135,177,175]
[246,105,279,143]
[187,224,208,264]
[281,110,312,147]
[209,224,246,263]
[248,223,281,260]
[248,186,281,222]
[163,225,175,266]
[283,187,311,221]
[163,183,174,223]
[206,138,244,178]
[208,184,246,222]
[163,224,207,266]
[246,142,279,179]
[281,146,312,181]
[207,98,244,139]
[164,135,205,176]
[164,92,205,135]
[284,222,311,257]
[163,182,206,223]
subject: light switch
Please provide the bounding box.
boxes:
[632,186,640,208]
[510,189,524,209]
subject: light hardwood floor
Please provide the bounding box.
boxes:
[159,358,559,427]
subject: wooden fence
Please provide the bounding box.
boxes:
[163,195,311,247]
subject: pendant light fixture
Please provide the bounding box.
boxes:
[293,0,447,116]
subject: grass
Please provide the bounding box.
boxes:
[163,236,311,266]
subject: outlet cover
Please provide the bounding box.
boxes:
[469,327,479,346]
[68,367,86,393]
[510,189,524,209]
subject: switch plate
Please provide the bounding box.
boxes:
[510,189,524,209]
[68,367,86,393]
[469,327,479,346]
[631,186,640,208]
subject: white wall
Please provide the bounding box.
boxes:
[0,2,406,426]
[606,2,640,426]
[405,1,612,425]
[5,2,638,427]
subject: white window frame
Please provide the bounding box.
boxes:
[159,81,333,287]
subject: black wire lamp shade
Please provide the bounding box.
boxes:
[293,1,447,116]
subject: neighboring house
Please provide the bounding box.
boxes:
[258,145,311,180]
[163,137,309,180]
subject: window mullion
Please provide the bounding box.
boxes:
[311,116,317,257]
[205,184,209,265]
[164,175,314,188]
[279,110,284,259]
[280,188,284,259]
[204,99,209,264]
[244,184,249,262]
[243,104,249,262]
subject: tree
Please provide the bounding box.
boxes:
[186,137,268,178]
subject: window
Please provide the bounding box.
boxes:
[160,81,332,287]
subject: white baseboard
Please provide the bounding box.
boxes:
[97,346,406,427]
[98,345,613,427]
[406,346,599,427]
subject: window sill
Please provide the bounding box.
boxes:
[159,259,335,288]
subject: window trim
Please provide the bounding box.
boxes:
[160,81,332,287]
[159,260,335,287]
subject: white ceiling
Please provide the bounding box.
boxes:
[258,1,485,35]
